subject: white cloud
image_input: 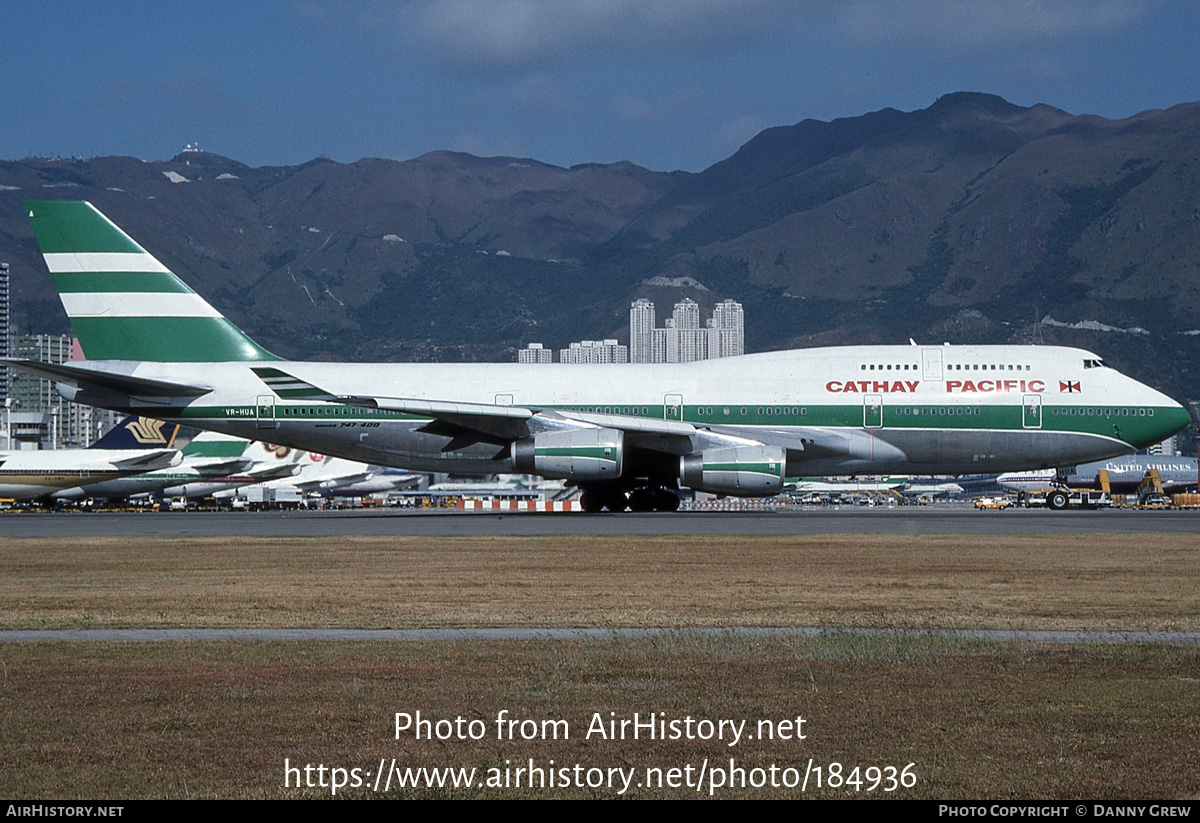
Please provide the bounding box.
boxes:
[711,114,766,155]
[611,86,707,123]
[409,0,1157,72]
[509,74,571,115]
[837,0,1158,53]
[412,0,810,73]
[451,131,527,158]
[612,94,658,123]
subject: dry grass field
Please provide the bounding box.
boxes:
[1,533,1198,799]
[1,534,1198,631]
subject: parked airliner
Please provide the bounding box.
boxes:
[7,201,1190,511]
[0,415,180,502]
[998,456,1198,494]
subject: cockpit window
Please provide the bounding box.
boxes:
[1083,359,1109,369]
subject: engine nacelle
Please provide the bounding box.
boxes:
[511,428,624,481]
[679,445,786,496]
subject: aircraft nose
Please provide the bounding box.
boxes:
[1157,403,1192,442]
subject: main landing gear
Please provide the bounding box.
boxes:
[579,485,680,513]
[1046,468,1071,511]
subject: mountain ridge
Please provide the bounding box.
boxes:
[2,92,1197,404]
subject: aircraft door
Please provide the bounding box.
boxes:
[1022,395,1042,429]
[921,348,943,382]
[256,394,277,430]
[864,394,883,428]
[664,394,684,421]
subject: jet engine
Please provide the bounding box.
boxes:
[679,445,786,496]
[510,428,624,480]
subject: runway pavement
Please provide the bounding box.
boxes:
[3,504,1200,537]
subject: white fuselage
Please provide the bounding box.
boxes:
[62,344,1187,480]
[0,449,180,501]
[998,456,1199,494]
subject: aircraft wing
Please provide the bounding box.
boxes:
[363,397,539,445]
[248,367,902,468]
[252,367,701,449]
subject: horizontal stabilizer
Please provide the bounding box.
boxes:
[251,367,344,401]
[186,457,254,476]
[294,471,373,493]
[3,358,212,399]
[248,463,304,482]
[111,449,181,472]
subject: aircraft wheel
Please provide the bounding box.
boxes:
[654,489,680,512]
[604,490,629,512]
[627,489,655,512]
[579,491,604,513]
[1047,490,1069,511]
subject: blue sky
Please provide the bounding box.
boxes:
[3,0,1197,172]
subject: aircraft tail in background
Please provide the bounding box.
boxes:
[90,416,181,450]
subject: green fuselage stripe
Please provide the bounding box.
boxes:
[703,463,781,475]
[534,447,617,460]
[115,401,1184,451]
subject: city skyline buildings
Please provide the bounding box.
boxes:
[629,298,655,364]
[0,263,9,413]
[6,332,117,448]
[522,297,745,364]
[709,299,746,359]
[517,342,553,364]
[631,298,745,364]
[558,339,628,364]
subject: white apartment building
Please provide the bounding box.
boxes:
[559,339,628,364]
[630,297,744,363]
[518,343,553,363]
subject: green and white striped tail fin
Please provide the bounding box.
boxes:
[24,200,276,362]
[183,431,258,459]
